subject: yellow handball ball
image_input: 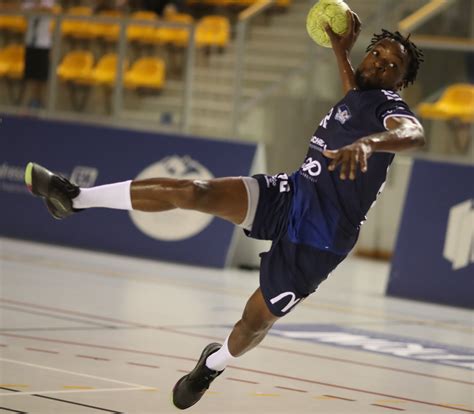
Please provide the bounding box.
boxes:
[306,0,351,48]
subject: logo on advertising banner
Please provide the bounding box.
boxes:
[443,199,474,270]
[0,163,98,194]
[268,324,474,370]
[129,156,214,241]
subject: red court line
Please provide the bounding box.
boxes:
[371,403,406,411]
[25,347,59,354]
[0,332,471,413]
[76,354,110,362]
[275,385,308,393]
[2,298,471,386]
[226,377,259,385]
[323,394,356,401]
[127,362,159,369]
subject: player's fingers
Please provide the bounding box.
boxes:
[359,151,368,173]
[353,12,362,34]
[328,153,342,171]
[339,152,350,180]
[346,10,354,33]
[349,152,358,180]
[323,149,338,159]
[325,24,337,39]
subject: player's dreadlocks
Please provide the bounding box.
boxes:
[367,29,424,88]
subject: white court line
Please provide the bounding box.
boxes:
[0,357,154,389]
[0,386,156,397]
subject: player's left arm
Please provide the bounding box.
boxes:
[323,116,425,180]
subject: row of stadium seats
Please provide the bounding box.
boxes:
[0,10,230,48]
[186,0,292,7]
[0,45,165,90]
[58,51,165,90]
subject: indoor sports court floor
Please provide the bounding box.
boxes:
[0,237,472,414]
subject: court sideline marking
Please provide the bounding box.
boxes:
[0,336,472,412]
[1,299,471,386]
[2,252,472,333]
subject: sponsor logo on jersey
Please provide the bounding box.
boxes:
[310,136,327,152]
[129,156,214,241]
[335,104,352,124]
[443,199,474,270]
[381,89,402,101]
[264,173,290,193]
[300,157,322,182]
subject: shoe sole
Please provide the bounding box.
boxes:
[25,162,52,197]
[24,162,33,193]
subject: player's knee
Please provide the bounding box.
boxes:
[176,180,211,210]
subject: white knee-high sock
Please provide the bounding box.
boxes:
[72,181,133,210]
[205,335,236,372]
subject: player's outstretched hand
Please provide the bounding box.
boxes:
[323,140,373,180]
[325,10,362,53]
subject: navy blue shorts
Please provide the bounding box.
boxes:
[245,174,346,317]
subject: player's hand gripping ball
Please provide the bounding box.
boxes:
[306,0,351,47]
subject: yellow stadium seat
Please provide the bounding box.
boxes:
[0,44,24,79]
[127,11,159,44]
[196,16,230,48]
[92,53,128,86]
[124,57,165,90]
[93,10,122,42]
[156,13,193,47]
[418,84,474,123]
[57,50,94,83]
[276,0,292,6]
[0,15,27,34]
[61,6,97,40]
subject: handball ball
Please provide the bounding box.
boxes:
[306,0,350,48]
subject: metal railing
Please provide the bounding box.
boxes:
[0,9,196,130]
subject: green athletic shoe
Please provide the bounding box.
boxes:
[172,343,223,410]
[25,162,81,220]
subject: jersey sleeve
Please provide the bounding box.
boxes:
[374,89,422,130]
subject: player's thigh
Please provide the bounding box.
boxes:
[192,177,248,226]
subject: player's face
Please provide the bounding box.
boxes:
[355,38,409,91]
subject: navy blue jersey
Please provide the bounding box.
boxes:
[288,89,420,255]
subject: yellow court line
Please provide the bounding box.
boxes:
[2,253,472,333]
[63,386,95,390]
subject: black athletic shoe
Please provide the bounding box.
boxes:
[172,343,223,410]
[25,162,81,220]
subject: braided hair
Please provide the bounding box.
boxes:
[367,29,424,88]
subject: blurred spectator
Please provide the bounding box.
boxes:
[22,0,56,109]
